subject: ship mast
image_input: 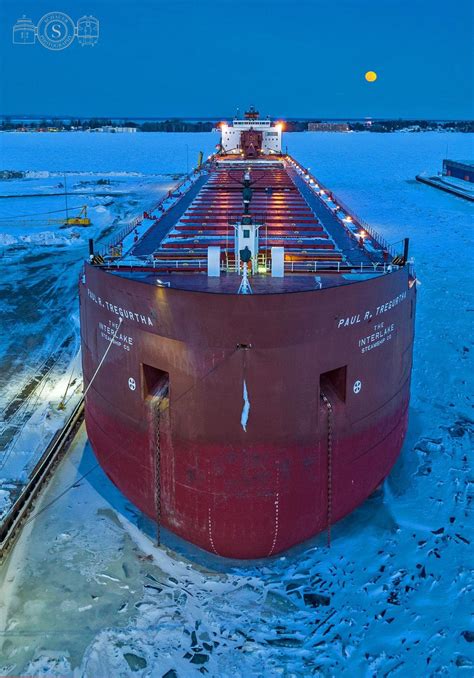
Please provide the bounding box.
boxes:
[237,255,253,294]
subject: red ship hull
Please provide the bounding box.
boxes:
[80,263,416,558]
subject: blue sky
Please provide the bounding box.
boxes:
[0,0,472,118]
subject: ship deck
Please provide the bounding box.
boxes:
[109,269,381,294]
[101,156,395,294]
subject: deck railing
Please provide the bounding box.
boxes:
[99,256,399,276]
[98,169,204,257]
[284,260,395,274]
[287,155,400,257]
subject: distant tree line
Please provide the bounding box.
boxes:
[0,118,213,132]
[0,117,140,131]
[348,119,474,132]
[0,117,472,133]
[141,120,215,132]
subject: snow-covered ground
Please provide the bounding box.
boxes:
[0,132,473,677]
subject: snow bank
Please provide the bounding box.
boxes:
[1,230,81,246]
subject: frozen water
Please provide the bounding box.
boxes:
[0,131,214,174]
[0,132,473,677]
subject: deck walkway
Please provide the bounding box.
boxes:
[131,174,210,256]
[289,169,374,267]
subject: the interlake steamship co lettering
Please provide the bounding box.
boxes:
[337,291,407,329]
[99,322,134,345]
[87,288,154,326]
[358,322,395,353]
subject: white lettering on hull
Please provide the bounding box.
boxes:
[87,287,154,327]
[358,322,395,354]
[98,321,134,352]
[337,291,407,329]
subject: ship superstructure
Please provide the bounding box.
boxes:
[79,109,416,558]
[219,105,282,157]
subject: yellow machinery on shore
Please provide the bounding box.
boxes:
[63,205,91,227]
[52,205,92,228]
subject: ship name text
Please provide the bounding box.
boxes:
[87,288,154,326]
[337,291,407,329]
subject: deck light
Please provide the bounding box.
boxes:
[156,279,171,287]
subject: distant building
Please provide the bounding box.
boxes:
[443,159,473,183]
[308,122,350,132]
[97,126,137,133]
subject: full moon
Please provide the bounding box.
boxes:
[365,71,378,82]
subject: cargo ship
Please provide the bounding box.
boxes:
[79,108,417,559]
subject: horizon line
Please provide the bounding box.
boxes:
[1,115,473,123]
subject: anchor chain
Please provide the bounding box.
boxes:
[320,391,333,546]
[153,400,161,546]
